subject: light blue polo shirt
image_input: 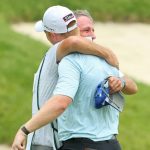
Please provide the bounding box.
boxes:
[53,53,123,142]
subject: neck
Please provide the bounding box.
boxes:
[52,35,65,44]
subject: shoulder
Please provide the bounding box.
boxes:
[58,53,85,72]
[60,53,86,64]
[49,42,62,53]
[46,42,62,61]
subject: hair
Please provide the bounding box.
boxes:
[73,10,94,23]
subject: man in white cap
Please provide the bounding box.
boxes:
[12,5,137,150]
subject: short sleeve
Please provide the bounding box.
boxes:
[53,56,81,100]
[105,64,124,78]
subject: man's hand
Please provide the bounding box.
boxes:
[108,76,123,94]
[105,49,119,69]
[12,129,27,150]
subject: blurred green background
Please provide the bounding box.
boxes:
[1,0,150,22]
[0,0,150,150]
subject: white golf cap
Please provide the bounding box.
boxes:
[35,5,77,33]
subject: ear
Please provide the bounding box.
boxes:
[45,32,55,42]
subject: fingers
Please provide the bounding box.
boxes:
[11,129,27,150]
[106,50,119,69]
[108,77,122,94]
[115,63,119,69]
[12,141,26,150]
[12,144,25,150]
[106,56,119,69]
[22,138,26,149]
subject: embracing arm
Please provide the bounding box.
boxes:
[56,36,119,68]
[12,95,72,150]
[25,96,71,132]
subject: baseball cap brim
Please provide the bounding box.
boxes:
[35,20,44,32]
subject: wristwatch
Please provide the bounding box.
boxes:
[120,78,126,89]
[21,126,30,135]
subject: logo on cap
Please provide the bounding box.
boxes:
[44,25,55,32]
[63,13,74,22]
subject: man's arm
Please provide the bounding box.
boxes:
[56,36,119,68]
[12,95,72,150]
[12,55,80,150]
[24,95,72,133]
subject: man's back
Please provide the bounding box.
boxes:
[54,53,122,142]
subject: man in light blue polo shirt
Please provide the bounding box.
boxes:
[53,53,122,149]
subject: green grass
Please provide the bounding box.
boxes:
[119,82,150,150]
[0,20,48,144]
[0,0,150,23]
